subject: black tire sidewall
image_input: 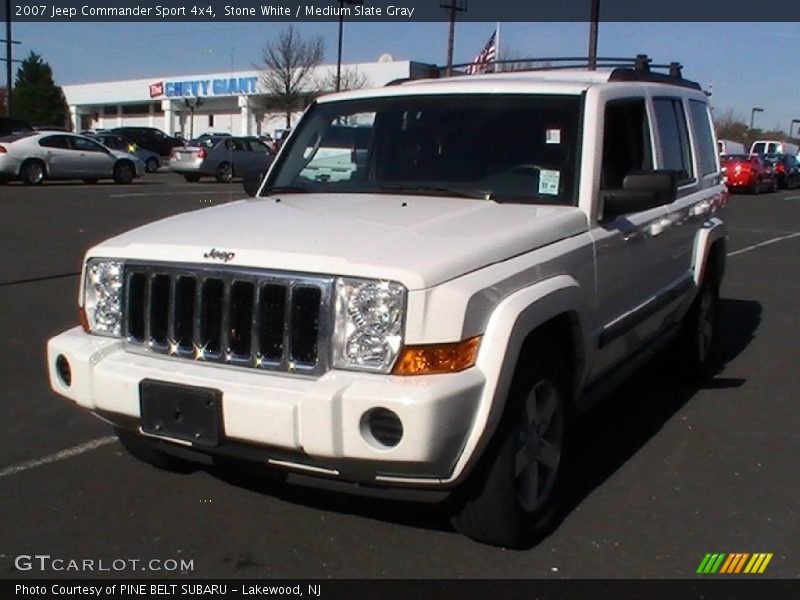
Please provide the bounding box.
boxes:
[216,162,233,183]
[114,161,134,184]
[22,160,44,185]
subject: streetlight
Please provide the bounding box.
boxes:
[749,107,764,131]
[336,0,364,92]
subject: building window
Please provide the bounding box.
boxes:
[209,114,215,127]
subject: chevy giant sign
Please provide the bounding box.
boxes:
[149,77,259,98]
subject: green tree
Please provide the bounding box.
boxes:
[11,52,69,127]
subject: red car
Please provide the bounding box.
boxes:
[721,153,778,194]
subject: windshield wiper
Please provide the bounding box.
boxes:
[376,184,490,200]
[263,185,310,195]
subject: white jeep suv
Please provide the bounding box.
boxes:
[47,56,728,547]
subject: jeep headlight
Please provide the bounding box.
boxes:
[83,258,124,337]
[333,278,406,373]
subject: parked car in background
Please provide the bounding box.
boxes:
[762,153,800,189]
[720,153,777,194]
[169,136,274,183]
[717,139,745,155]
[0,117,34,137]
[92,132,162,173]
[110,126,184,157]
[0,132,145,185]
[749,140,800,157]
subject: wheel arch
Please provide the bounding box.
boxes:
[444,274,588,485]
[692,217,727,287]
[19,157,48,178]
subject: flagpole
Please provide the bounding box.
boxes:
[494,22,501,72]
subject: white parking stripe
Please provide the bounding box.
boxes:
[783,195,800,200]
[0,436,116,479]
[727,232,800,257]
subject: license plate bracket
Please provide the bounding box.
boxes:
[140,379,222,447]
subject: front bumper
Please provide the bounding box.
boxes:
[47,327,485,488]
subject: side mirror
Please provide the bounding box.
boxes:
[243,171,264,197]
[602,170,678,220]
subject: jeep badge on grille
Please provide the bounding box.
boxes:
[203,248,235,262]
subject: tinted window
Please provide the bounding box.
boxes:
[71,137,107,152]
[601,98,653,190]
[688,100,717,176]
[247,139,272,153]
[653,98,694,183]
[39,135,71,149]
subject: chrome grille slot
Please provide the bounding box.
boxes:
[123,263,332,376]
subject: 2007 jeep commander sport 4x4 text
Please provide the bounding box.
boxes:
[47,56,728,547]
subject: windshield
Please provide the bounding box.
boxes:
[263,94,582,204]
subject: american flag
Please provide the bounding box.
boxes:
[466,32,497,75]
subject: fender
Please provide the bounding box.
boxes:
[692,216,727,285]
[441,274,587,485]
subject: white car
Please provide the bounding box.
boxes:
[47,56,727,547]
[0,132,145,185]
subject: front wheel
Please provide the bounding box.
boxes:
[113,161,135,184]
[183,174,201,183]
[450,354,570,548]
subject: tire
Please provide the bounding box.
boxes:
[183,174,201,183]
[113,161,135,184]
[450,348,570,548]
[215,161,233,183]
[83,179,99,185]
[672,276,720,378]
[20,160,45,185]
[145,157,159,173]
[750,179,761,195]
[115,428,196,473]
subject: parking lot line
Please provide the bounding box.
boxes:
[727,231,800,257]
[0,436,116,479]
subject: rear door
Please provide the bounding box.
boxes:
[662,97,725,287]
[37,135,74,177]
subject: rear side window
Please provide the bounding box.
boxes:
[600,98,653,190]
[688,100,717,176]
[653,98,694,184]
[39,136,70,149]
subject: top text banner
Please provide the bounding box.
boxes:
[4,0,800,22]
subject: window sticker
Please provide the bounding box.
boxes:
[538,169,561,195]
[546,129,561,144]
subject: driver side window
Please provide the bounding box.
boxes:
[600,98,653,190]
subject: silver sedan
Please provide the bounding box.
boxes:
[0,132,145,185]
[169,136,274,183]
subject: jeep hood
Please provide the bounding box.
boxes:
[91,193,588,290]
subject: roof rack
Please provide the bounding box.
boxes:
[401,55,701,91]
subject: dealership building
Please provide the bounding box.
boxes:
[61,59,430,138]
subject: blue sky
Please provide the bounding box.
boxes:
[11,21,800,135]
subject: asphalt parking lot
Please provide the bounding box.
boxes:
[1,173,798,579]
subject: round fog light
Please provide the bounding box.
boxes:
[361,408,403,448]
[56,355,72,387]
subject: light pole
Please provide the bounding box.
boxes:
[588,0,600,70]
[749,107,764,132]
[184,97,203,140]
[336,0,364,92]
[4,0,12,116]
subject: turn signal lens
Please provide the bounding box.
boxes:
[392,336,481,376]
[79,307,90,333]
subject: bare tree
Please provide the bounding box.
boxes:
[319,66,370,92]
[259,26,325,128]
[495,46,550,72]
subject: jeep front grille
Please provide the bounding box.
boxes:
[123,263,333,376]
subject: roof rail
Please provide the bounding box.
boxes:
[408,54,701,90]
